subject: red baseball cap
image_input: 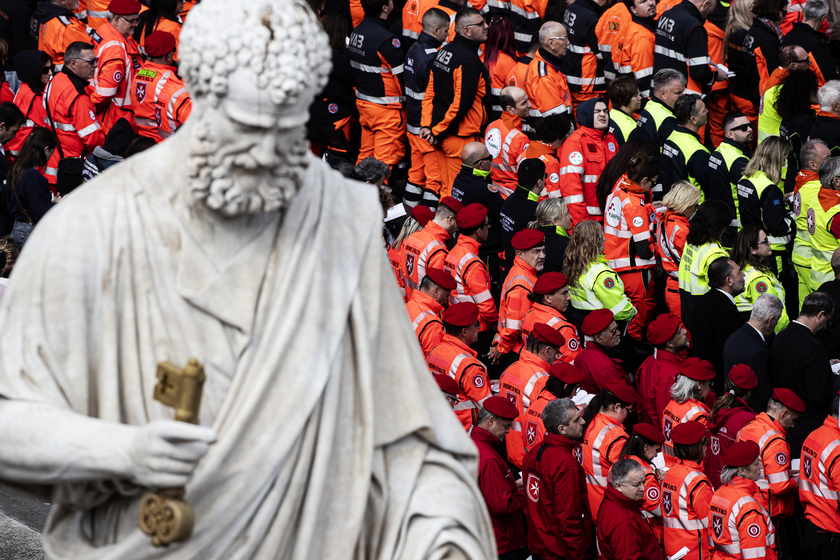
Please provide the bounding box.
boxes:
[722,440,760,467]
[456,203,487,229]
[108,0,141,14]
[511,229,545,250]
[633,423,665,444]
[433,373,459,395]
[144,31,176,57]
[772,388,806,413]
[411,205,434,226]
[581,309,614,336]
[443,302,479,327]
[533,272,568,294]
[679,357,716,381]
[532,323,566,348]
[728,364,758,390]
[484,396,519,419]
[604,380,638,405]
[646,314,681,346]
[424,268,456,291]
[549,362,584,384]
[439,196,463,214]
[671,421,706,445]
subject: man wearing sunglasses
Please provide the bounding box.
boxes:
[90,0,142,135]
[708,111,753,247]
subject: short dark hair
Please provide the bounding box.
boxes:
[779,45,801,68]
[64,41,94,64]
[455,7,483,32]
[752,0,787,19]
[608,75,639,108]
[533,114,573,143]
[499,91,515,111]
[673,94,699,125]
[361,0,389,17]
[423,7,449,29]
[518,158,546,189]
[801,291,835,318]
[0,102,24,129]
[723,111,747,131]
[444,321,474,335]
[708,257,734,289]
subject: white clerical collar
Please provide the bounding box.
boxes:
[792,319,813,333]
[748,322,765,342]
[716,288,736,306]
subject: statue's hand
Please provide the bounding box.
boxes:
[128,420,217,488]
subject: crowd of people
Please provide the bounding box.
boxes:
[308,0,840,556]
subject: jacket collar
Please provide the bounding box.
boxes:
[757,411,786,435]
[721,137,750,157]
[647,96,673,115]
[674,125,702,143]
[500,110,523,131]
[676,458,705,471]
[519,348,550,371]
[423,219,451,242]
[443,332,478,356]
[794,169,820,193]
[537,48,563,71]
[727,476,759,494]
[653,347,684,364]
[631,13,656,31]
[453,33,483,51]
[618,175,647,195]
[456,233,481,253]
[411,289,444,313]
[577,0,606,15]
[60,67,90,95]
[363,15,390,28]
[512,255,538,276]
[417,31,442,48]
[543,430,581,449]
[603,482,645,510]
[679,0,705,21]
[471,425,504,448]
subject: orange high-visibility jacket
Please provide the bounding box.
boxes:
[618,16,655,97]
[582,412,629,518]
[84,0,111,30]
[524,140,562,200]
[388,245,407,300]
[661,458,714,559]
[7,83,45,158]
[524,48,571,117]
[91,22,142,134]
[604,175,657,273]
[709,478,776,560]
[43,71,105,159]
[485,111,530,194]
[522,385,553,454]
[662,398,710,458]
[497,256,538,354]
[444,234,498,330]
[737,412,797,518]
[405,289,445,357]
[38,12,91,68]
[595,2,631,81]
[399,220,451,298]
[557,126,618,225]
[130,60,190,142]
[499,349,550,468]
[799,415,840,532]
[513,302,581,363]
[427,333,491,429]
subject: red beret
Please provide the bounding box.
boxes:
[532,323,566,348]
[108,0,141,14]
[144,31,177,58]
[533,272,568,294]
[439,196,463,214]
[549,362,584,384]
[671,421,706,445]
[424,268,456,291]
[633,423,665,444]
[646,314,681,346]
[581,309,614,336]
[679,357,716,381]
[722,440,760,468]
[411,205,434,226]
[604,380,638,405]
[443,302,479,327]
[511,229,545,250]
[484,396,519,419]
[455,203,487,229]
[433,373,459,395]
[728,364,758,390]
[772,388,806,413]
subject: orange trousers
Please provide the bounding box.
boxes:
[665,276,681,322]
[706,90,729,148]
[407,132,442,196]
[357,100,406,166]
[620,269,655,340]
[434,134,478,198]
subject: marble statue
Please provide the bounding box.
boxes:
[0,0,496,558]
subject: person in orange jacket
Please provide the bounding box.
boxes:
[90,0,143,135]
[490,228,545,364]
[595,0,632,82]
[657,180,702,321]
[661,421,714,559]
[617,0,657,98]
[709,440,776,560]
[34,0,93,70]
[662,357,714,460]
[130,31,191,142]
[404,267,456,357]
[525,114,574,200]
[84,0,113,30]
[557,97,618,226]
[485,86,531,195]
[737,388,804,559]
[514,271,581,363]
[499,322,566,468]
[524,21,572,118]
[6,51,52,160]
[581,379,637,518]
[522,362,585,455]
[399,195,462,298]
[618,423,666,544]
[505,35,538,89]
[603,153,659,340]
[135,0,184,60]
[427,302,492,429]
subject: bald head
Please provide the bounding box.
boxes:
[538,22,568,58]
[462,142,490,166]
[500,86,531,118]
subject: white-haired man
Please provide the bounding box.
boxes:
[0,1,496,559]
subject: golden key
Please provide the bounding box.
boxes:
[138,359,205,547]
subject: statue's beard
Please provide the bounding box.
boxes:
[187,120,309,217]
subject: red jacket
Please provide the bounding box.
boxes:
[635,348,682,428]
[596,484,665,560]
[471,425,526,554]
[523,431,592,560]
[705,398,756,489]
[576,342,630,395]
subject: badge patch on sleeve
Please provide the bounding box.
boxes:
[604,277,615,289]
[392,38,401,48]
[569,151,583,165]
[755,281,768,294]
[113,69,123,83]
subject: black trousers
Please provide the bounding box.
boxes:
[803,518,840,560]
[498,546,530,560]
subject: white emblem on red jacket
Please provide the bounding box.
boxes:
[662,490,673,515]
[527,473,540,502]
[712,513,724,538]
[526,421,538,446]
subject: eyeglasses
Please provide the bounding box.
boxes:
[757,238,770,245]
[549,36,569,42]
[72,57,97,66]
[610,326,620,335]
[476,155,492,163]
[463,20,488,28]
[792,58,810,64]
[729,123,751,132]
[121,15,141,23]
[42,66,53,75]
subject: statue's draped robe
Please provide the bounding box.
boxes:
[0,151,495,560]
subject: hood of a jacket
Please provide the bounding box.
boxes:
[34,2,73,25]
[102,118,137,158]
[707,398,753,431]
[15,50,47,94]
[575,97,604,130]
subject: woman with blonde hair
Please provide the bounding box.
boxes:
[529,198,572,274]
[658,181,702,320]
[725,0,758,120]
[737,136,792,276]
[564,221,636,326]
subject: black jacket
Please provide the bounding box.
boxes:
[539,224,570,275]
[691,288,745,391]
[783,22,839,81]
[500,185,539,268]
[780,111,816,192]
[738,18,782,105]
[723,323,772,411]
[451,165,504,257]
[629,96,676,159]
[561,0,605,94]
[816,277,840,359]
[0,0,35,73]
[7,168,52,224]
[809,113,840,158]
[772,321,839,458]
[653,0,715,96]
[404,31,440,131]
